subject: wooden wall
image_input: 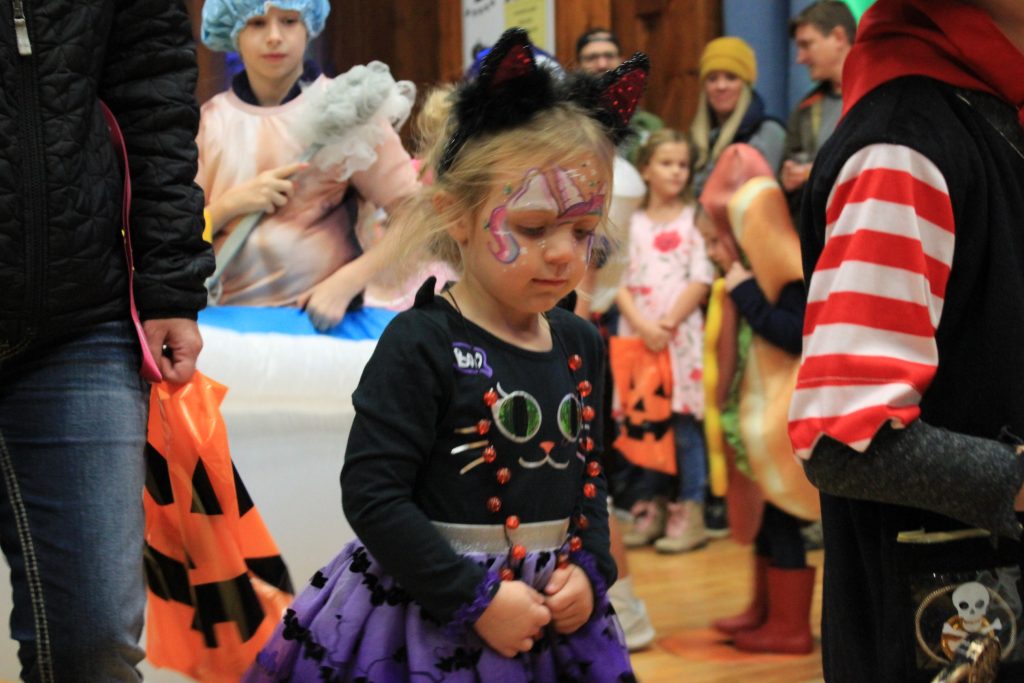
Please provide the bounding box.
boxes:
[187,0,721,133]
[186,0,226,105]
[611,0,722,131]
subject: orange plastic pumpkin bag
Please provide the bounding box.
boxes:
[608,336,677,475]
[143,371,293,682]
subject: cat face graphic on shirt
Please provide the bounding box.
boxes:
[451,377,585,474]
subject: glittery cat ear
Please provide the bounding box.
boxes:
[482,28,537,88]
[437,29,647,178]
[437,28,555,177]
[597,53,650,135]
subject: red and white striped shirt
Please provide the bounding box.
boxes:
[788,144,956,458]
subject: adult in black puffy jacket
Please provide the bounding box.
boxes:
[0,1,213,681]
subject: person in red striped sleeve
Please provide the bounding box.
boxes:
[786,0,1024,680]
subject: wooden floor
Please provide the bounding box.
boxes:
[626,537,825,683]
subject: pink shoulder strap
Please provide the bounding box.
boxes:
[99,101,163,382]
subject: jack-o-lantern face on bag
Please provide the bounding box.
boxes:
[609,337,676,475]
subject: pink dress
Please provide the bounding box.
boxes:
[618,205,714,416]
[196,76,418,307]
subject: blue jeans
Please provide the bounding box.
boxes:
[672,413,707,503]
[0,321,148,682]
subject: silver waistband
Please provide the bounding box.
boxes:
[432,519,570,554]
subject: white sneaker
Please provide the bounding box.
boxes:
[609,578,656,651]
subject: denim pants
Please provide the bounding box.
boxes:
[0,320,148,682]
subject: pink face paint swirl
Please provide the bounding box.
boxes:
[485,204,521,264]
[486,166,605,265]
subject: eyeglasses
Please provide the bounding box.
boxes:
[580,51,620,64]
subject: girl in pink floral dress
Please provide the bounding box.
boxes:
[616,129,715,553]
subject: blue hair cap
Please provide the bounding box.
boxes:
[201,0,331,53]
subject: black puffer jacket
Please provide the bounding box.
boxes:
[0,0,214,362]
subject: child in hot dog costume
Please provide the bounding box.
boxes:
[698,143,819,654]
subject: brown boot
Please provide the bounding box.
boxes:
[733,566,816,654]
[654,500,707,553]
[622,499,666,548]
[712,554,770,635]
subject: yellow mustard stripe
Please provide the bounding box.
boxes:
[202,208,213,243]
[703,278,728,496]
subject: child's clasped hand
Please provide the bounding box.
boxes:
[474,564,595,658]
[474,581,552,657]
[543,564,595,634]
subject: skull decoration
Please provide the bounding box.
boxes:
[941,581,1003,661]
[953,582,991,631]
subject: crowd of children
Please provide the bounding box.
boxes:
[6,0,1017,679]
[193,0,818,677]
[192,0,843,675]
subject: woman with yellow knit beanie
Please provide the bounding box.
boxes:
[690,36,786,198]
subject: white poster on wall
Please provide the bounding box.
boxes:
[461,0,555,73]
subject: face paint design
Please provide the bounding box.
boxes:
[484,166,606,264]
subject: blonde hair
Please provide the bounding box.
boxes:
[413,84,455,160]
[634,128,698,207]
[386,95,616,277]
[691,84,753,172]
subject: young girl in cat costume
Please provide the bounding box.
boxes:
[245,29,648,682]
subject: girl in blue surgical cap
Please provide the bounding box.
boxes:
[197,0,419,329]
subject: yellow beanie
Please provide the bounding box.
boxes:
[700,36,757,84]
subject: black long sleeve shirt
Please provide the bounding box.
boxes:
[729,278,805,356]
[341,285,614,622]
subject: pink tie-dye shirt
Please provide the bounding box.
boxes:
[197,76,417,307]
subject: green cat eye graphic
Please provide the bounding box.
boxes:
[558,394,582,440]
[493,391,542,443]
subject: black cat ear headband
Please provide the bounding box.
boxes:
[437,27,650,177]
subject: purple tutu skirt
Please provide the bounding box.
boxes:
[244,540,636,682]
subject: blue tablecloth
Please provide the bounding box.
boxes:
[198,306,397,341]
